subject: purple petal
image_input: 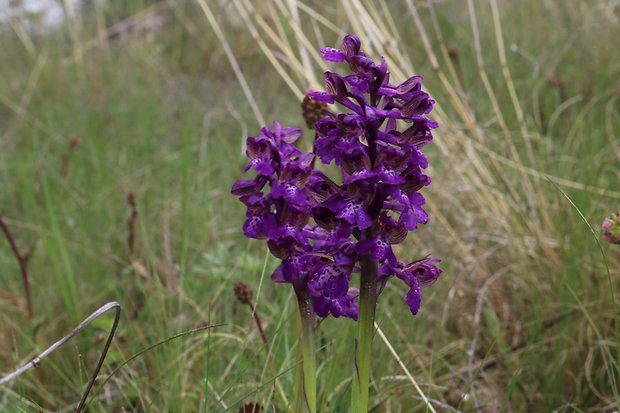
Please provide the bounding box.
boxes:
[400,91,434,117]
[231,178,264,196]
[282,254,311,281]
[396,75,423,94]
[313,296,331,318]
[324,72,348,100]
[248,158,275,176]
[376,166,405,185]
[349,55,375,74]
[271,264,286,283]
[405,281,422,315]
[336,200,372,229]
[269,182,308,210]
[243,215,264,239]
[400,205,428,231]
[344,74,370,94]
[324,272,349,298]
[342,34,361,57]
[280,126,302,144]
[309,91,335,104]
[320,47,346,62]
[306,172,341,203]
[308,263,349,298]
[246,136,271,159]
[409,258,442,287]
[355,237,395,264]
[333,289,359,320]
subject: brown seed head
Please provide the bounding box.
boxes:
[68,134,80,148]
[127,192,136,207]
[233,281,253,305]
[547,76,566,88]
[301,90,330,129]
[238,403,262,413]
[447,46,459,62]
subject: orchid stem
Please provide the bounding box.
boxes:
[295,289,317,413]
[351,254,378,413]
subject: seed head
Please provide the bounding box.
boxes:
[68,134,80,148]
[301,90,330,129]
[234,281,254,305]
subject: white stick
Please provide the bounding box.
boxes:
[0,302,121,413]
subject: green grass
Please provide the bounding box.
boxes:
[1,0,619,411]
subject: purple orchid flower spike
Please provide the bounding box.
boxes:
[231,35,441,321]
[231,34,442,413]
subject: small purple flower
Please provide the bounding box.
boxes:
[315,288,359,320]
[409,257,443,286]
[308,260,351,299]
[331,197,373,230]
[379,257,442,315]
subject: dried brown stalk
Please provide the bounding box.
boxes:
[0,212,33,318]
[60,134,80,178]
[126,192,138,258]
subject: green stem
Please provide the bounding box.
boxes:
[351,254,378,413]
[296,289,317,413]
[294,303,304,412]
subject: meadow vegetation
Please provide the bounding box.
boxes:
[0,0,619,411]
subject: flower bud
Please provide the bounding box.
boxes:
[602,212,620,245]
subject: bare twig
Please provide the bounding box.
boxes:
[233,282,271,355]
[249,302,271,355]
[60,135,80,178]
[0,301,121,413]
[232,281,289,408]
[126,192,138,258]
[0,212,33,318]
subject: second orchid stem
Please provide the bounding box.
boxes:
[296,289,317,413]
[351,254,378,413]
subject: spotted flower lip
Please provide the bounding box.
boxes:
[232,34,441,320]
[314,288,360,320]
